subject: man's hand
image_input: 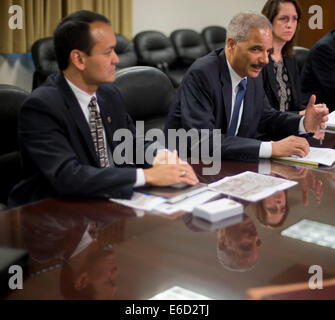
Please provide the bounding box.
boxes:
[271,136,310,157]
[303,95,329,133]
[145,149,199,186]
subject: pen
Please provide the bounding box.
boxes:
[320,103,326,146]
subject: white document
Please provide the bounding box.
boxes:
[277,147,335,167]
[153,190,220,215]
[326,110,335,129]
[208,171,297,202]
[109,192,166,211]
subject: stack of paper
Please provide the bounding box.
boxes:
[276,147,335,167]
[193,198,243,222]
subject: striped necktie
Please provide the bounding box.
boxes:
[88,96,110,168]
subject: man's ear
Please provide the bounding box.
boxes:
[70,49,86,71]
[74,272,89,290]
[226,38,236,51]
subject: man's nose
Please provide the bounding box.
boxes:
[260,52,269,65]
[112,51,119,64]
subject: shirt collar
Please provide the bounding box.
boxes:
[226,58,247,89]
[65,76,96,107]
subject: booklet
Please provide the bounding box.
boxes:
[208,171,297,202]
[275,147,335,167]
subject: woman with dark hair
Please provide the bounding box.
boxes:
[261,0,305,114]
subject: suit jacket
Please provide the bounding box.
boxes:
[165,49,302,161]
[9,72,150,207]
[262,55,304,112]
[301,29,335,112]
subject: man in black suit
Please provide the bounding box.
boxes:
[301,30,335,112]
[165,12,328,162]
[9,10,198,207]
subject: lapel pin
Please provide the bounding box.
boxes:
[107,116,112,123]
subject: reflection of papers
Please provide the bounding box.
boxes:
[209,171,297,202]
[326,111,335,129]
[110,190,220,216]
[153,190,220,215]
[109,192,166,211]
[276,147,335,167]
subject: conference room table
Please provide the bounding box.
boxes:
[1,134,335,300]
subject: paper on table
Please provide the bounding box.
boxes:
[276,147,335,167]
[208,171,297,202]
[153,190,220,215]
[109,192,166,211]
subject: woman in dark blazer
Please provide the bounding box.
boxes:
[261,0,305,114]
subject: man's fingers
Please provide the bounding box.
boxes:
[307,94,316,108]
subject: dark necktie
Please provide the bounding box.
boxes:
[88,96,110,168]
[227,78,247,136]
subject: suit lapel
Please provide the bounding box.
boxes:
[218,51,232,128]
[96,93,115,149]
[238,79,253,136]
[55,73,99,165]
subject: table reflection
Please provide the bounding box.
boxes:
[217,215,261,272]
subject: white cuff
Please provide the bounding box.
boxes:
[134,168,146,187]
[299,116,307,134]
[259,141,272,158]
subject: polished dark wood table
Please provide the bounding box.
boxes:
[1,135,335,300]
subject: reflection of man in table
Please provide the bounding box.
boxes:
[255,191,288,228]
[60,235,118,300]
[217,215,261,272]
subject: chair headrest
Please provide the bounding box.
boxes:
[0,85,29,154]
[134,31,177,66]
[170,29,207,64]
[113,66,174,120]
[202,26,227,51]
[115,34,138,69]
[31,37,59,75]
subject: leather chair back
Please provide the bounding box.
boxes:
[170,29,208,66]
[0,85,29,206]
[133,31,177,68]
[31,37,59,89]
[113,66,174,133]
[294,46,310,75]
[115,34,138,69]
[202,26,227,51]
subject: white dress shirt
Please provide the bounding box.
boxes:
[65,77,145,187]
[226,60,307,158]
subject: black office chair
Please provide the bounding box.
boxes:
[31,37,59,90]
[294,46,310,75]
[133,30,186,88]
[170,29,208,66]
[0,85,29,208]
[113,66,175,133]
[115,34,138,69]
[202,26,227,52]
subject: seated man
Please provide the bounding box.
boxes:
[8,10,198,207]
[165,11,328,162]
[301,30,335,112]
